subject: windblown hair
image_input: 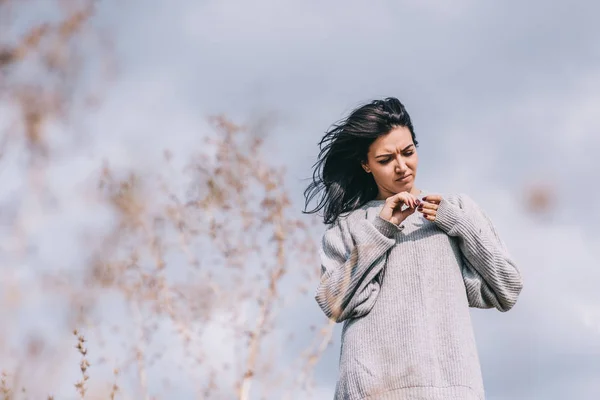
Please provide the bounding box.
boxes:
[303,97,418,225]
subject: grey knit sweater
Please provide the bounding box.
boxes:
[315,192,523,400]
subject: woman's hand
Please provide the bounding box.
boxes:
[379,191,421,225]
[418,194,442,221]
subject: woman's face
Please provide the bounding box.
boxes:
[361,126,419,200]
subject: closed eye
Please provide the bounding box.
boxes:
[378,152,414,164]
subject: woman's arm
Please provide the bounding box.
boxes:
[433,194,523,312]
[315,214,398,322]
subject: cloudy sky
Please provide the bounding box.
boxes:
[99,1,600,398]
[3,0,600,398]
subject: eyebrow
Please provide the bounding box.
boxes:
[375,144,414,158]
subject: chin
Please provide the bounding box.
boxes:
[396,179,416,192]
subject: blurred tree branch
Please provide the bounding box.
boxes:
[0,1,331,399]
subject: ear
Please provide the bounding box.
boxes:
[361,162,371,174]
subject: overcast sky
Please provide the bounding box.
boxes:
[94,1,600,398]
[3,0,600,398]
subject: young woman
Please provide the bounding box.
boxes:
[303,98,523,400]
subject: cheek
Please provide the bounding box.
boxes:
[372,164,394,179]
[386,165,399,179]
[409,156,418,170]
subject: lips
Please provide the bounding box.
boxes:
[396,174,411,181]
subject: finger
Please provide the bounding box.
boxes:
[423,213,436,221]
[419,208,436,216]
[385,194,403,210]
[401,206,416,218]
[389,192,416,209]
[413,196,422,209]
[407,194,417,209]
[400,192,416,208]
[422,195,442,204]
[410,192,422,208]
[391,192,408,206]
[422,197,441,205]
[418,202,439,210]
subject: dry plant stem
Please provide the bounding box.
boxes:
[1,371,11,400]
[140,219,205,372]
[130,301,149,400]
[238,203,287,400]
[109,368,119,400]
[158,163,201,269]
[73,330,90,399]
[276,319,336,400]
[4,1,325,399]
[299,320,336,393]
[1,36,327,394]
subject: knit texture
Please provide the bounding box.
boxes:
[315,193,523,400]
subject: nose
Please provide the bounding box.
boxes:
[395,156,408,173]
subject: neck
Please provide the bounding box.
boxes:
[375,187,421,201]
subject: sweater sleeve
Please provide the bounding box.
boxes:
[315,214,399,322]
[434,194,523,312]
